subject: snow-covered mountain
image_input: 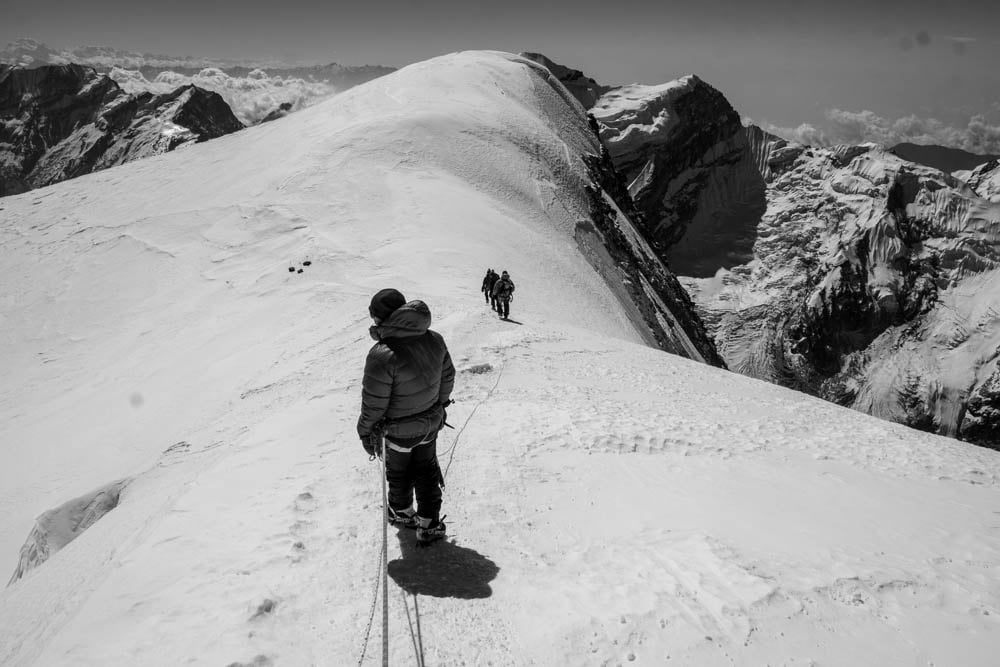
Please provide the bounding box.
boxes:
[1,50,999,666]
[557,61,1000,447]
[0,64,244,196]
[958,159,1000,203]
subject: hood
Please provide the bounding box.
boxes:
[371,300,432,340]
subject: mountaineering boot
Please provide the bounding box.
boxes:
[416,515,447,544]
[387,505,418,528]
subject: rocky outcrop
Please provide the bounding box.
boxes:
[959,159,1000,202]
[0,63,244,196]
[518,54,723,366]
[520,52,608,109]
[580,116,725,366]
[590,78,772,278]
[260,101,294,123]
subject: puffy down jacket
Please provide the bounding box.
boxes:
[357,300,455,440]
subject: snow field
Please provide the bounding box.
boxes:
[0,51,999,666]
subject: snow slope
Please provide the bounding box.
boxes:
[1,51,999,666]
[959,159,1000,203]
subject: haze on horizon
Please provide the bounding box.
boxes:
[4,0,1000,152]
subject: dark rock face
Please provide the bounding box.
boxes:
[519,52,609,109]
[261,102,294,123]
[580,116,725,367]
[0,64,243,196]
[591,78,770,278]
[521,54,724,366]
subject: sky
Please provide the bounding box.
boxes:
[2,1,1000,144]
[2,51,999,664]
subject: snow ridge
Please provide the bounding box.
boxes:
[1,51,999,666]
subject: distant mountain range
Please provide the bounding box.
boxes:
[0,34,398,195]
[0,38,395,88]
[0,64,244,196]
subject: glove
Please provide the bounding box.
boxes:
[439,399,454,430]
[361,432,382,457]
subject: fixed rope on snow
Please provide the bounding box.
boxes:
[357,439,388,667]
[441,361,504,485]
[359,435,427,667]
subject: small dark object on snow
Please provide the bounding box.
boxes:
[251,599,276,619]
[288,267,295,272]
[303,260,312,266]
[225,655,273,667]
[297,269,303,274]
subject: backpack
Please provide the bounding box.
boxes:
[495,278,514,298]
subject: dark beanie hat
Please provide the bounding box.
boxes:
[369,288,406,320]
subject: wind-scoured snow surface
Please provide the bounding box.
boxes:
[1,51,999,666]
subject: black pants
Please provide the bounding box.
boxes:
[483,289,490,303]
[385,438,442,521]
[498,297,510,318]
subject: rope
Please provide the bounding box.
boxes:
[359,439,431,667]
[357,452,387,667]
[401,590,425,667]
[414,594,426,666]
[379,444,389,667]
[356,544,383,666]
[358,344,507,664]
[442,361,505,483]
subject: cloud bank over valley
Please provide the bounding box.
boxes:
[109,67,337,125]
[762,107,1000,156]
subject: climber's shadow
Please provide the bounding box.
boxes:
[387,528,498,599]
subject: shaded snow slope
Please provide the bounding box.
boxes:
[1,51,999,666]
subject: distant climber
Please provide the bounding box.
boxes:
[357,289,455,545]
[481,268,499,307]
[491,270,516,319]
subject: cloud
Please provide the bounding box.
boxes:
[109,67,337,125]
[762,109,1000,154]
